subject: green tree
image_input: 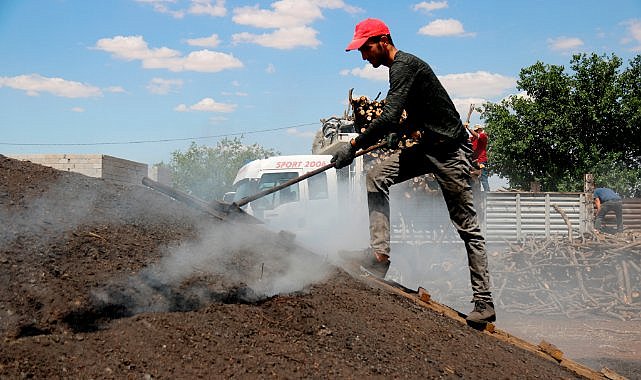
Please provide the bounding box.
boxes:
[482,53,641,196]
[169,137,279,201]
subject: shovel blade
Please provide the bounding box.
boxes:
[142,177,262,224]
[209,200,263,224]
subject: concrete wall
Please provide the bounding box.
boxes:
[8,154,148,185]
[148,165,173,186]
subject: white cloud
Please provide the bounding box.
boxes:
[418,18,474,37]
[175,97,237,113]
[232,0,361,29]
[456,91,531,114]
[439,71,516,98]
[511,91,532,102]
[233,1,322,28]
[186,33,221,48]
[105,86,126,93]
[339,68,515,99]
[135,0,185,18]
[136,0,226,18]
[71,107,85,113]
[95,35,179,61]
[286,127,316,138]
[621,19,641,52]
[147,78,184,95]
[221,91,248,96]
[339,64,389,81]
[547,36,584,52]
[0,74,102,98]
[189,0,226,17]
[181,50,243,72]
[450,98,484,120]
[413,1,448,13]
[95,35,243,72]
[230,0,361,49]
[232,26,320,49]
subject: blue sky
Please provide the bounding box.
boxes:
[1,0,640,166]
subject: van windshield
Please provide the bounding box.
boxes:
[232,178,259,203]
[253,172,299,210]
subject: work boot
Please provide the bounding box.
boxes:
[466,300,496,323]
[359,250,390,279]
[339,248,390,279]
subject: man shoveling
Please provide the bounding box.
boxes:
[332,18,496,324]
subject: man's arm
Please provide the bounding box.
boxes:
[354,61,414,149]
[464,123,478,139]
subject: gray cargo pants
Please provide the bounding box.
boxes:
[365,143,492,302]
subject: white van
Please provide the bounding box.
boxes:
[228,147,369,243]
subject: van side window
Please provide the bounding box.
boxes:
[308,172,328,200]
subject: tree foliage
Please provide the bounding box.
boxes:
[168,137,279,201]
[482,53,641,196]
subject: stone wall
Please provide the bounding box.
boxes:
[8,154,148,185]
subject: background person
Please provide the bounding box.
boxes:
[594,187,623,233]
[465,123,490,191]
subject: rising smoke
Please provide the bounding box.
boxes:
[4,172,334,316]
[89,219,336,315]
[251,178,475,310]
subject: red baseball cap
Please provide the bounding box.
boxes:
[345,18,390,51]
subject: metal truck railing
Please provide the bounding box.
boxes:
[390,191,597,244]
[482,192,590,242]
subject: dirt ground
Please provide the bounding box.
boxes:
[388,245,641,380]
[0,154,632,379]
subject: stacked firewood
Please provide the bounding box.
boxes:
[414,231,641,320]
[350,93,437,194]
[351,94,388,133]
[490,231,641,320]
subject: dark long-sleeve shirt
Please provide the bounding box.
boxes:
[355,50,466,149]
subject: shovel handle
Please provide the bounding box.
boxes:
[234,140,387,207]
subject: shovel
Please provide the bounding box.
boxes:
[143,140,387,223]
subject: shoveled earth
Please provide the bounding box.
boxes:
[0,155,584,379]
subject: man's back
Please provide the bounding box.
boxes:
[471,131,488,162]
[594,187,620,202]
[390,51,465,143]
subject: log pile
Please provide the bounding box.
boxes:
[492,231,641,320]
[350,94,388,134]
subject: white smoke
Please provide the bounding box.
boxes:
[151,221,334,298]
[3,171,335,313]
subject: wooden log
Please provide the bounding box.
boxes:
[551,203,574,244]
[538,340,564,361]
[622,261,632,305]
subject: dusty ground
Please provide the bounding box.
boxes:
[389,244,641,380]
[0,154,624,379]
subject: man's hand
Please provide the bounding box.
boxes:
[331,142,357,169]
[386,133,399,149]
